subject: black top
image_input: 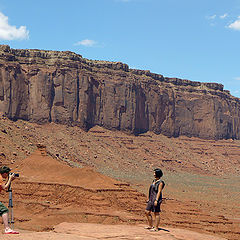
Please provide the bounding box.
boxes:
[148,179,165,203]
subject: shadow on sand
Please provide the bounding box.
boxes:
[158,227,170,232]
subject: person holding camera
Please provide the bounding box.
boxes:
[0,166,19,234]
[145,168,165,232]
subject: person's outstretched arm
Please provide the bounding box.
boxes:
[1,174,15,191]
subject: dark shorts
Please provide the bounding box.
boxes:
[0,201,8,216]
[146,201,161,213]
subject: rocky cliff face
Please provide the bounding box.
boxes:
[0,45,239,139]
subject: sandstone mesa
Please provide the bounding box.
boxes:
[0,45,239,139]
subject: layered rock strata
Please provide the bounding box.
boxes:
[0,45,239,139]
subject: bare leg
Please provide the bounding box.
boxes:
[154,212,160,230]
[2,213,10,230]
[145,210,153,228]
[2,212,19,234]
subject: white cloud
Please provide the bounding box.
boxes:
[228,16,240,30]
[220,13,228,19]
[234,77,240,81]
[206,15,216,20]
[74,39,97,47]
[0,12,29,40]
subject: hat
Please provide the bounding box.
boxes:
[0,166,11,174]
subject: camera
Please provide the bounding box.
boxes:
[9,172,19,177]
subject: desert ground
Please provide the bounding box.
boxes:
[0,115,239,239]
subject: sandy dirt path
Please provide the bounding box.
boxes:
[1,222,227,240]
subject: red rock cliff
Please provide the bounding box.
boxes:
[0,45,239,139]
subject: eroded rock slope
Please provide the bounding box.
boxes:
[0,45,240,139]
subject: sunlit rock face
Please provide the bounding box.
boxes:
[0,45,239,139]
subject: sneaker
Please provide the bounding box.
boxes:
[150,228,159,232]
[4,229,19,234]
[144,226,154,230]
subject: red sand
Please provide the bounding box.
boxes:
[0,119,239,239]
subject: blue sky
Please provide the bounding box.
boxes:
[0,0,240,98]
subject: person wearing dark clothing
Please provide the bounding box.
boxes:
[0,166,19,234]
[145,168,165,232]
